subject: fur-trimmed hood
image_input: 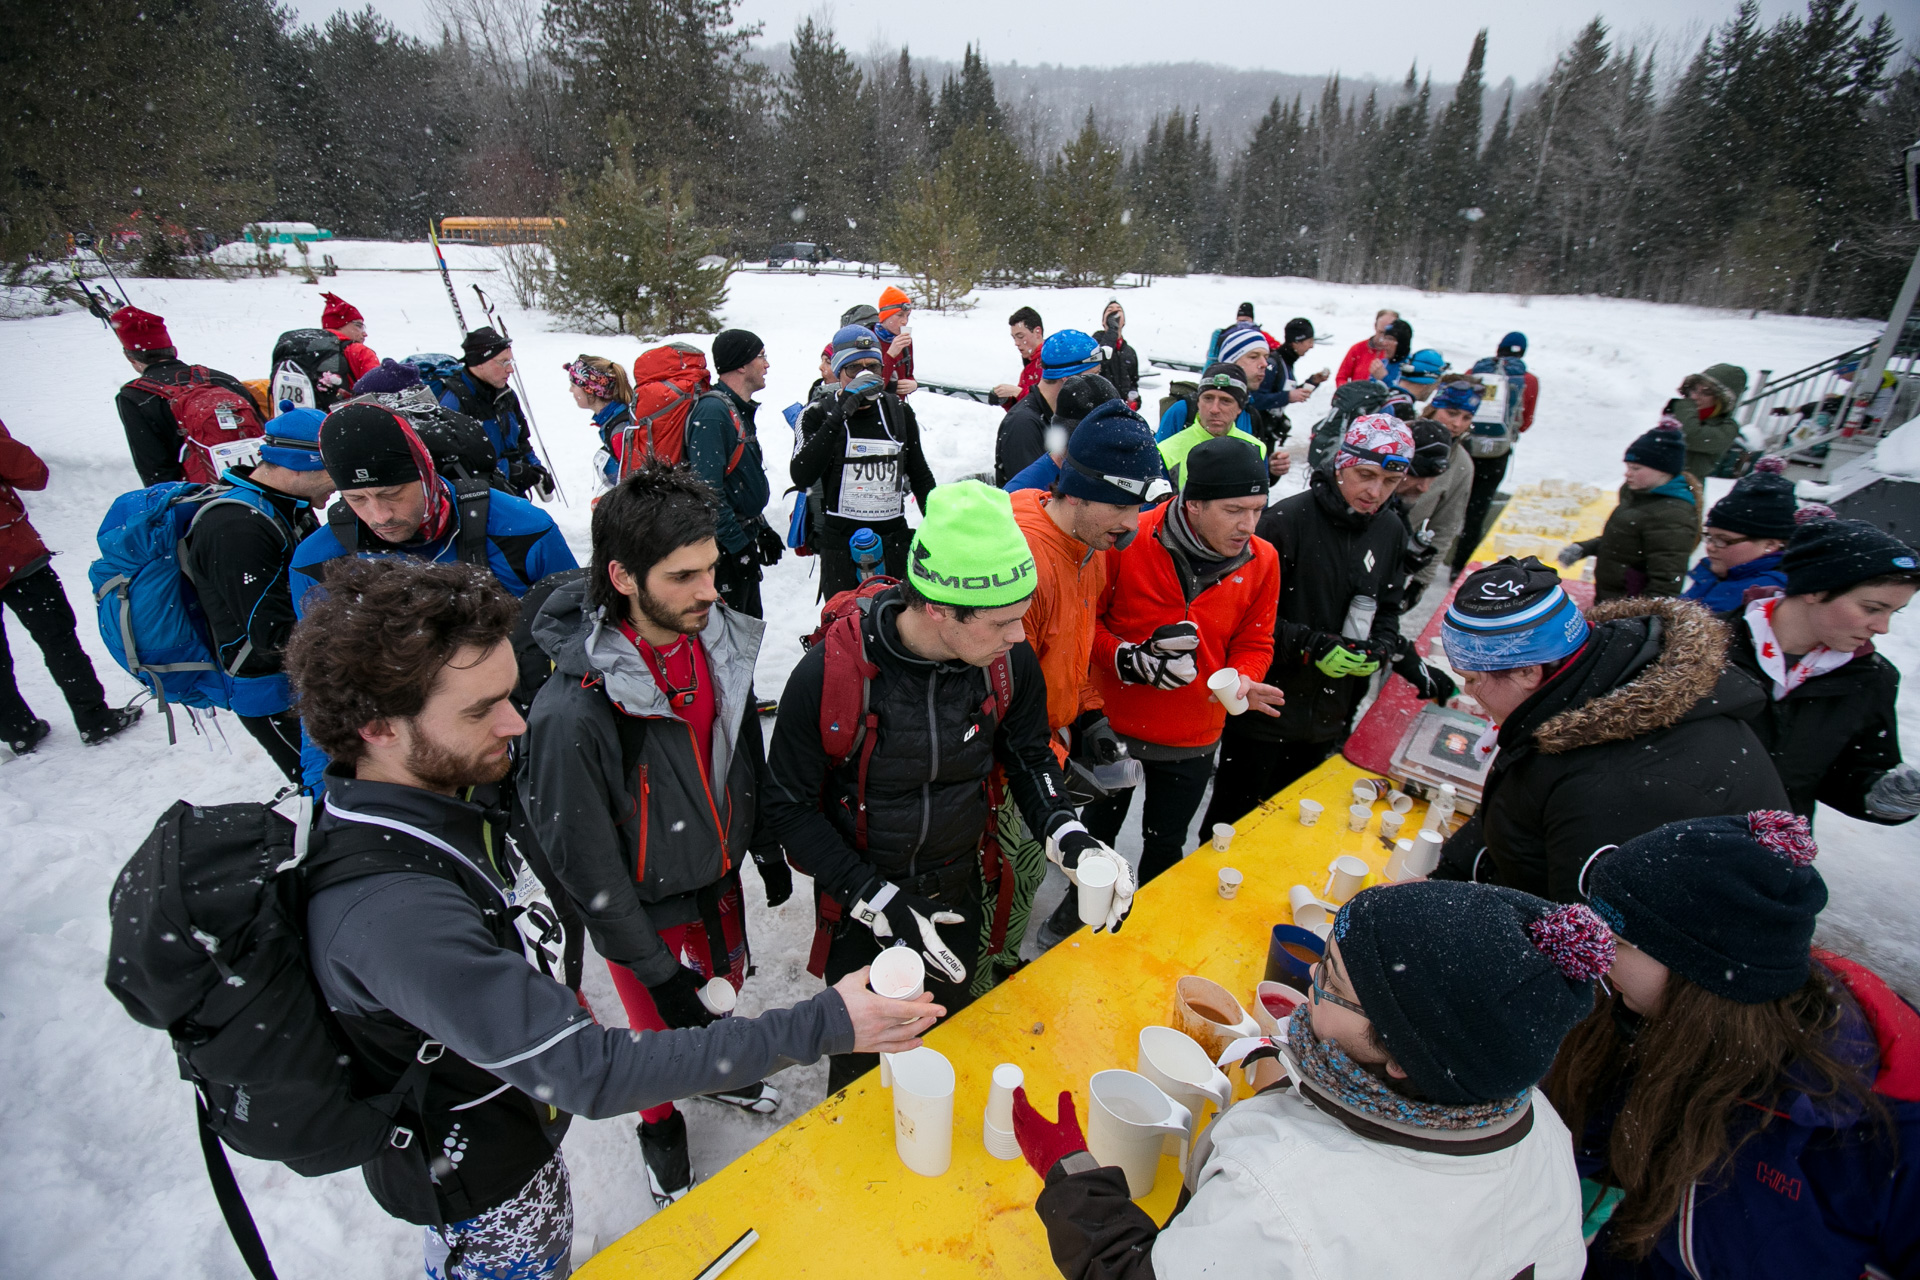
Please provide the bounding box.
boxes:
[1521,597,1755,755]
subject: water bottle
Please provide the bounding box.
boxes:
[1340,594,1377,642]
[850,527,884,582]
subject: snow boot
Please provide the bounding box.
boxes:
[702,1080,781,1115]
[6,718,51,756]
[80,705,142,745]
[639,1109,693,1206]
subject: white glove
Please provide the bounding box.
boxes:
[1114,621,1201,690]
[1556,543,1586,568]
[849,881,967,983]
[1046,822,1136,934]
[1865,763,1920,820]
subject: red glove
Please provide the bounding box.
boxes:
[1011,1086,1087,1178]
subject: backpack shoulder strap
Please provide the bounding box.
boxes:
[816,601,882,851]
[698,391,750,474]
[451,477,491,570]
[326,496,360,552]
[981,651,1015,725]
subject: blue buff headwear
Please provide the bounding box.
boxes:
[1431,381,1483,416]
[258,405,328,472]
[1441,556,1591,672]
[1040,329,1103,380]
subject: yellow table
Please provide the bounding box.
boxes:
[579,758,1444,1279]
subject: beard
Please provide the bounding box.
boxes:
[404,724,513,790]
[636,585,710,636]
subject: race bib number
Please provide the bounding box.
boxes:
[834,438,904,520]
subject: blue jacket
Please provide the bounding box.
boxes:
[1682,550,1787,615]
[1005,452,1062,494]
[1578,960,1920,1280]
[440,370,542,468]
[1155,400,1256,443]
[288,477,578,790]
[593,400,632,486]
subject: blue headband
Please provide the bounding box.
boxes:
[1441,582,1590,671]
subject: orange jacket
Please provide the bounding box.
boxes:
[1091,504,1279,749]
[1011,489,1104,737]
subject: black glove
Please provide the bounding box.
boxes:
[1070,710,1127,766]
[645,965,718,1030]
[754,519,786,568]
[1393,650,1457,703]
[1404,537,1439,572]
[1401,579,1427,612]
[752,847,794,908]
[1306,630,1347,663]
[1355,635,1397,668]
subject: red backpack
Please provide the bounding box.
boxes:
[619,344,751,481]
[801,577,1019,977]
[133,368,266,484]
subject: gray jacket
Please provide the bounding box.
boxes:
[523,578,769,984]
[1404,434,1474,588]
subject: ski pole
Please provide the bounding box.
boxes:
[471,282,568,505]
[80,226,134,309]
[428,220,468,331]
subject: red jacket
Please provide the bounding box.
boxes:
[328,328,380,385]
[1334,338,1387,386]
[1519,371,1540,432]
[0,421,52,590]
[1091,504,1279,749]
[1006,348,1044,411]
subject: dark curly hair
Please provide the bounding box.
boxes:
[588,461,717,616]
[284,558,519,764]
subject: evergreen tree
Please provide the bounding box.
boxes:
[1043,112,1137,287]
[775,20,871,258]
[883,161,987,310]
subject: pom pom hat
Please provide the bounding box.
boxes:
[1624,423,1687,476]
[1586,811,1829,1004]
[320,292,363,329]
[1217,325,1269,366]
[110,305,172,354]
[1333,880,1612,1104]
[1780,517,1919,597]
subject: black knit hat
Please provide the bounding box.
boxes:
[1409,420,1452,478]
[1385,318,1413,356]
[1056,372,1119,424]
[1181,435,1268,501]
[1441,555,1590,671]
[320,403,428,490]
[1283,317,1315,344]
[711,329,765,375]
[1237,301,1256,320]
[1782,517,1920,596]
[1586,812,1828,1004]
[1624,424,1686,475]
[1706,469,1798,540]
[1335,881,1613,1104]
[461,326,510,367]
[1196,362,1250,407]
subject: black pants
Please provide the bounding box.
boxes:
[0,565,113,740]
[1200,735,1338,834]
[239,710,304,784]
[714,548,763,619]
[1081,751,1217,886]
[822,873,982,1094]
[1449,451,1511,577]
[815,519,912,601]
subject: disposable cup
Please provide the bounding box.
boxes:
[1217,867,1243,899]
[1324,854,1370,904]
[870,946,926,1001]
[698,976,737,1016]
[1389,790,1415,815]
[1408,829,1445,878]
[1347,803,1372,832]
[1076,856,1118,927]
[1211,823,1235,852]
[887,1046,955,1177]
[1289,883,1337,928]
[1298,798,1324,826]
[983,1120,1020,1161]
[1171,975,1262,1058]
[1352,779,1384,804]
[1380,811,1406,841]
[984,1062,1023,1139]
[1207,668,1248,715]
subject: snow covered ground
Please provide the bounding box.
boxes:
[1,244,1912,1277]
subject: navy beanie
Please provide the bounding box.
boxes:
[351,358,422,396]
[1335,881,1613,1104]
[321,403,428,490]
[1706,470,1798,540]
[1782,517,1920,596]
[1624,424,1687,475]
[1586,812,1827,1004]
[1058,402,1166,506]
[1498,331,1527,357]
[1385,318,1413,355]
[712,328,764,375]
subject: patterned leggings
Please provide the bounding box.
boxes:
[970,793,1047,998]
[424,1153,574,1280]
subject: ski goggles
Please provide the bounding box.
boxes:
[564,357,617,401]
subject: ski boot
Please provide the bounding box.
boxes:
[702,1080,781,1115]
[638,1109,693,1207]
[6,718,51,756]
[80,706,141,746]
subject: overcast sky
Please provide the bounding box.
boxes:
[295,0,1918,87]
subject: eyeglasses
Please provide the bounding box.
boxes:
[1309,958,1367,1017]
[1705,532,1756,551]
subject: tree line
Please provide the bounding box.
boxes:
[4,0,1917,322]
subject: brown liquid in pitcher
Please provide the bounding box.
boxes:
[1188,994,1240,1025]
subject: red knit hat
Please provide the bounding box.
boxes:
[110,305,172,354]
[878,285,911,322]
[321,292,363,329]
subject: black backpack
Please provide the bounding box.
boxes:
[1307,380,1392,470]
[270,329,354,412]
[105,798,444,1280]
[347,387,509,491]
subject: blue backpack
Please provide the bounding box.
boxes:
[402,352,465,403]
[90,482,295,739]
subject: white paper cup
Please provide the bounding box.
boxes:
[1207,667,1248,715]
[1352,780,1380,804]
[1077,856,1118,927]
[888,1046,955,1177]
[1347,802,1372,833]
[698,976,738,1016]
[983,1120,1020,1161]
[1380,811,1406,841]
[870,946,926,1001]
[1409,829,1445,877]
[1211,823,1235,852]
[1389,790,1415,814]
[1289,883,1336,928]
[1385,837,1417,882]
[1324,854,1370,903]
[1298,798,1323,826]
[984,1062,1023,1134]
[1217,867,1243,899]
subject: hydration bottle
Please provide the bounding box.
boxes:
[850,527,884,582]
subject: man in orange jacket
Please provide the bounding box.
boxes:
[976,402,1168,990]
[1036,436,1282,948]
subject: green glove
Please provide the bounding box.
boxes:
[1315,645,1379,678]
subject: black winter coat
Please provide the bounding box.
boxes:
[1726,612,1910,827]
[995,387,1054,488]
[792,390,936,531]
[114,359,256,486]
[1436,597,1788,902]
[180,468,317,679]
[763,589,1076,903]
[1099,338,1141,406]
[1233,469,1409,746]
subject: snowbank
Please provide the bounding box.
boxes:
[0,252,1910,1278]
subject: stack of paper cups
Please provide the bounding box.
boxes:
[983,1062,1023,1160]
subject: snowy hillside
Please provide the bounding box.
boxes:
[1,246,1911,1278]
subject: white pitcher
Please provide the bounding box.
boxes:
[886,1046,955,1177]
[1136,1027,1232,1169]
[1087,1069,1193,1199]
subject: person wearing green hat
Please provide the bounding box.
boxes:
[765,481,1126,1092]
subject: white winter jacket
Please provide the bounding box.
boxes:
[1150,1070,1586,1280]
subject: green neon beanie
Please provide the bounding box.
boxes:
[906,481,1038,608]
